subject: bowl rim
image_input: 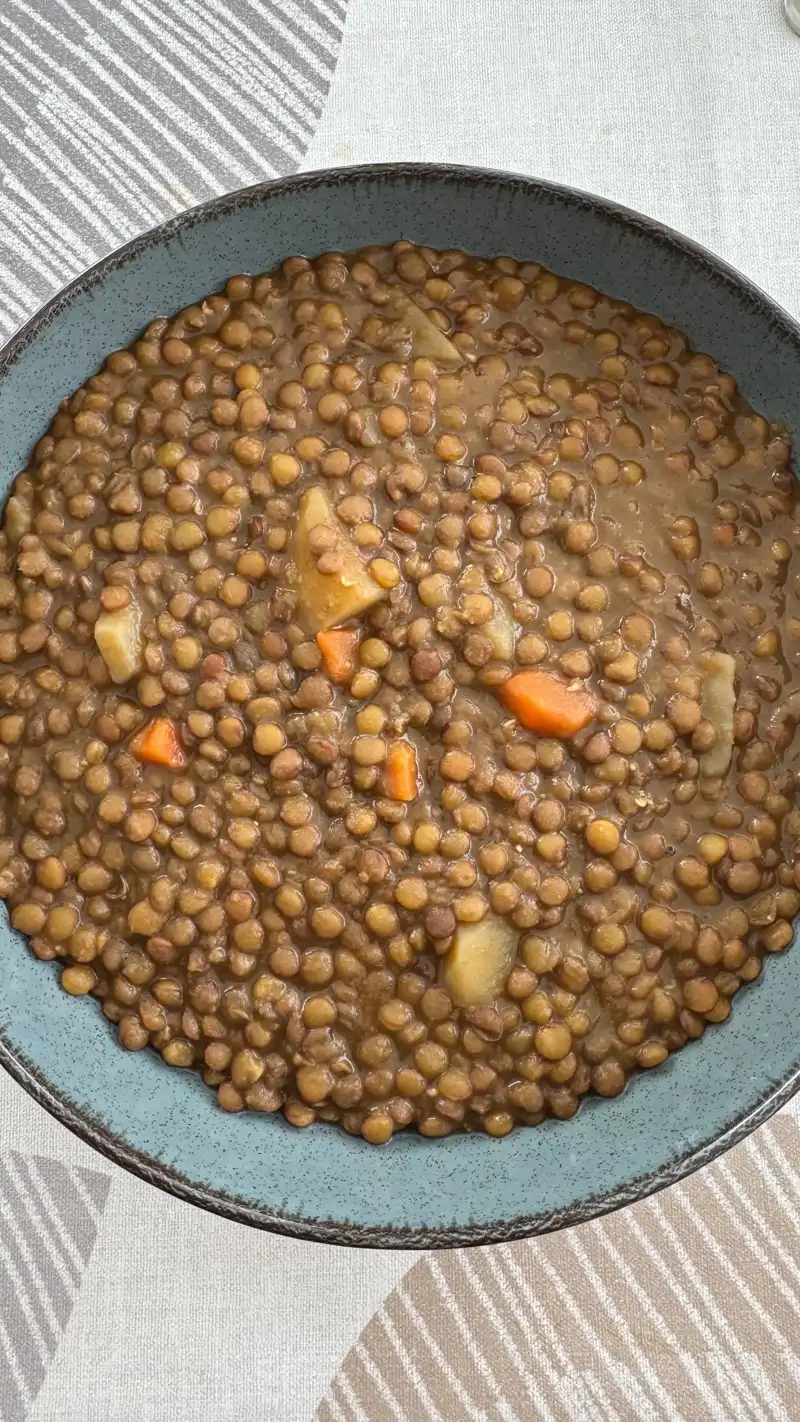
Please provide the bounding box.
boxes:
[3,1023,800,1249]
[2,160,800,1250]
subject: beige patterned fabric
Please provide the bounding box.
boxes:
[3,1,800,1418]
[318,1111,800,1422]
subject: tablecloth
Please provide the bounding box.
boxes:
[2,2,800,1418]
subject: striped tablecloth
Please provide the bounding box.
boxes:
[2,2,800,1418]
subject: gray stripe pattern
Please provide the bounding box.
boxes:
[0,0,349,343]
[317,1112,800,1422]
[0,1153,111,1422]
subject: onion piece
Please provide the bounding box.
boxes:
[698,650,736,778]
[391,295,462,366]
[484,599,516,660]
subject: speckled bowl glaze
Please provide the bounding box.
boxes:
[1,164,800,1249]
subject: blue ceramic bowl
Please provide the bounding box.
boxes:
[1,164,799,1248]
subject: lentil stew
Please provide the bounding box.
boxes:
[1,241,797,1145]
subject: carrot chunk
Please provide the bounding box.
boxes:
[132,717,187,770]
[500,669,596,738]
[316,627,359,683]
[384,739,419,801]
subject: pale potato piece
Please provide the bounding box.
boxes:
[392,295,462,366]
[485,600,516,660]
[699,650,736,778]
[443,917,518,1007]
[94,602,143,683]
[292,486,387,632]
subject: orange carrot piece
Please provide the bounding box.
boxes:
[384,739,419,802]
[316,627,359,683]
[132,717,187,770]
[500,669,596,739]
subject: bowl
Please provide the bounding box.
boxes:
[1,163,799,1249]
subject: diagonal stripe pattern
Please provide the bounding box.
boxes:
[0,0,349,343]
[317,1112,800,1422]
[0,1153,111,1422]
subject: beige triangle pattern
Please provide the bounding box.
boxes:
[0,1152,112,1422]
[317,1114,800,1422]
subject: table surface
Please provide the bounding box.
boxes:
[2,2,800,1418]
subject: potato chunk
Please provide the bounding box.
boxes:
[443,917,518,1006]
[94,602,143,683]
[698,650,736,778]
[292,487,387,632]
[392,295,462,366]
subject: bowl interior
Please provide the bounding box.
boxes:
[1,165,799,1247]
